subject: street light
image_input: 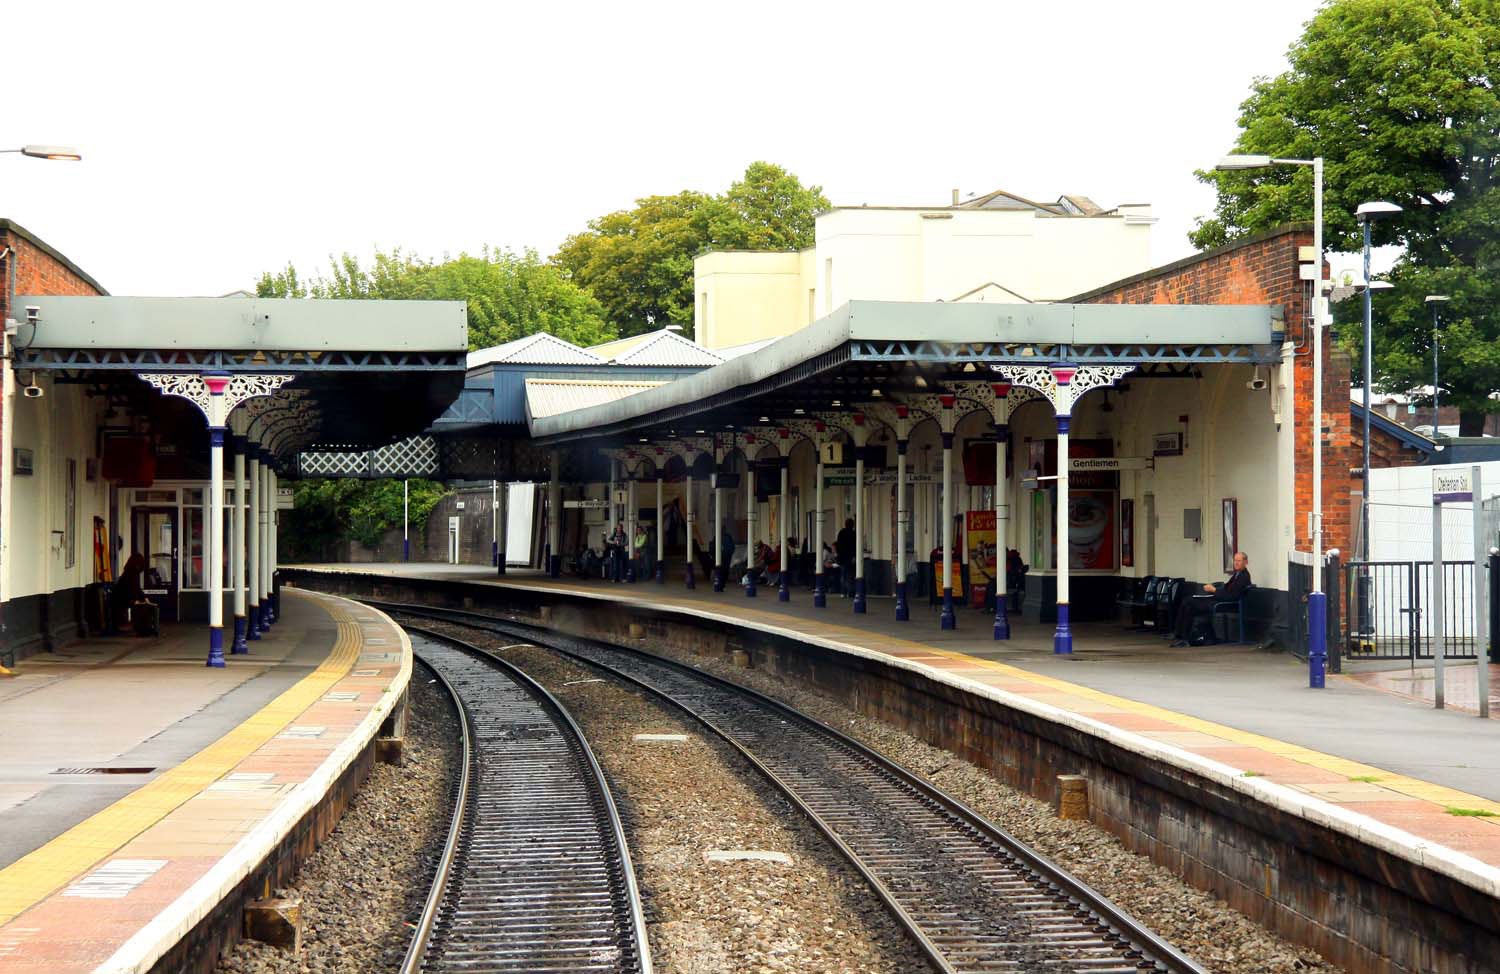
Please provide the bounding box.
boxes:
[1,145,82,161]
[1425,295,1450,437]
[1216,153,1329,686]
[1357,201,1402,562]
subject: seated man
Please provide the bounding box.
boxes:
[1171,551,1251,646]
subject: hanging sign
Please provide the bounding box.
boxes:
[1068,457,1153,472]
[276,487,294,510]
[820,441,845,465]
[563,499,607,509]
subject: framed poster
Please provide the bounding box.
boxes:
[1068,490,1117,571]
[1030,489,1049,571]
[1120,498,1134,568]
[1222,497,1238,573]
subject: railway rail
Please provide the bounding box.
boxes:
[401,629,652,974]
[379,600,1207,974]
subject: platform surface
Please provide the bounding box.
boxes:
[0,589,410,974]
[296,562,1500,888]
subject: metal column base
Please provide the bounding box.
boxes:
[1053,603,1073,654]
[778,571,790,601]
[994,593,1010,640]
[232,617,248,654]
[1308,591,1327,689]
[894,581,908,621]
[814,575,827,608]
[940,589,956,630]
[853,577,866,614]
[248,605,261,640]
[685,562,696,590]
[207,627,226,668]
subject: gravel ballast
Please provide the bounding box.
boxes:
[415,618,929,974]
[648,637,1343,974]
[217,661,459,974]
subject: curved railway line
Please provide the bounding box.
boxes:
[401,629,652,974]
[381,600,1208,974]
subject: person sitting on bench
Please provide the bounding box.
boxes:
[1171,551,1251,646]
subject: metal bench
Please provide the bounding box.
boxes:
[1116,576,1158,628]
[1212,586,1253,643]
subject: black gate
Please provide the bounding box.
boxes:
[1341,560,1477,660]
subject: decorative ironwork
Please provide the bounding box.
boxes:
[848,340,1280,365]
[993,364,1134,416]
[950,380,1044,423]
[139,373,294,426]
[21,347,467,372]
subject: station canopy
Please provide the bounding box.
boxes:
[13,295,469,471]
[530,300,1285,449]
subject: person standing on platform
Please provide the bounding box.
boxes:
[633,522,649,580]
[1172,551,1252,645]
[836,518,856,598]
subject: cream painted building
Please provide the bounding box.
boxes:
[694,189,1155,350]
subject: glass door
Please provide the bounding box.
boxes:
[131,506,179,622]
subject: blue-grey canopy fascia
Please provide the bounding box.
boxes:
[530,299,1283,445]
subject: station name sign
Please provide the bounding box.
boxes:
[1432,468,1473,504]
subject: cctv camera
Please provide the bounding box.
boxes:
[23,384,45,399]
[24,306,40,326]
[1246,378,1268,391]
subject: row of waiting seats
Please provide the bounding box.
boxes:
[1115,575,1250,643]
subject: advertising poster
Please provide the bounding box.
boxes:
[966,510,997,585]
[1068,490,1117,570]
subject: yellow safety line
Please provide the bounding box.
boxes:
[509,577,1500,820]
[0,592,364,926]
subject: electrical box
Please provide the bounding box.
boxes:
[1184,508,1202,542]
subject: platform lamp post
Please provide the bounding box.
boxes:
[1425,295,1450,436]
[0,144,82,161]
[1357,201,1402,563]
[1217,154,1332,686]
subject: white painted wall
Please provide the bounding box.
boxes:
[4,375,112,601]
[1367,462,1500,564]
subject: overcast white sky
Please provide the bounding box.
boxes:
[6,0,1332,297]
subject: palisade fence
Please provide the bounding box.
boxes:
[1339,498,1500,662]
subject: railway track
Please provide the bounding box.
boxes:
[401,629,652,974]
[380,601,1207,974]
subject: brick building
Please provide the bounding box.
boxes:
[1,221,108,660]
[1071,224,1358,561]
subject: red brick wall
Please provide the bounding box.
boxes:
[1,227,104,325]
[1072,226,1354,557]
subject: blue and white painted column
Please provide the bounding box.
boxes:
[653,447,666,584]
[938,395,958,630]
[260,457,275,628]
[491,480,499,568]
[139,373,291,664]
[741,432,760,597]
[247,448,261,639]
[953,381,1042,639]
[850,413,870,615]
[862,404,920,622]
[712,437,727,592]
[813,425,827,608]
[994,363,1133,655]
[626,459,640,583]
[230,428,249,653]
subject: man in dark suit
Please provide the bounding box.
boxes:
[1172,551,1251,645]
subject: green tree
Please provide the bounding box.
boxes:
[1193,0,1500,433]
[256,247,614,350]
[553,162,828,338]
[283,478,446,560]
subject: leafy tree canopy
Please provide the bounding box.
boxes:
[1193,0,1500,432]
[553,161,828,338]
[283,478,446,560]
[256,247,616,350]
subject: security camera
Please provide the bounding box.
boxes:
[23,383,45,399]
[24,306,40,326]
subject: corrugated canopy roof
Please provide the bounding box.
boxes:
[469,332,604,367]
[524,378,666,421]
[610,330,723,367]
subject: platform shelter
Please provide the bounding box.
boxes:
[2,293,467,666]
[524,299,1286,654]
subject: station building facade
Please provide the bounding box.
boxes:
[693,188,1156,350]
